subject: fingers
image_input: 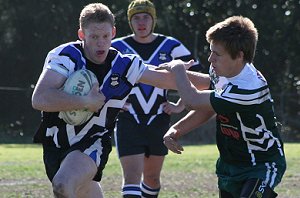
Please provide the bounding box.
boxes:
[163,136,183,154]
[162,102,172,115]
[185,59,195,70]
[155,63,171,71]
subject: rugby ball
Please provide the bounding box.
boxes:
[58,69,98,126]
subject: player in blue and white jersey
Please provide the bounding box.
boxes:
[111,1,202,197]
[161,16,286,198]
[31,3,203,198]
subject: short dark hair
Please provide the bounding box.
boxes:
[206,16,258,63]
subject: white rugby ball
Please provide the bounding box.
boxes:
[58,69,98,126]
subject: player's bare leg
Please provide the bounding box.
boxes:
[120,154,144,197]
[77,181,103,198]
[52,150,103,198]
[142,155,164,197]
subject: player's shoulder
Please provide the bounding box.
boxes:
[48,40,82,55]
[157,33,181,43]
[233,63,268,89]
[112,35,133,44]
[110,47,141,63]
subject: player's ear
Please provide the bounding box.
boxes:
[78,29,84,40]
[112,26,116,39]
[238,51,244,60]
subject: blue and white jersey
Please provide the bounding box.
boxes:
[34,41,147,148]
[209,63,284,166]
[112,34,202,124]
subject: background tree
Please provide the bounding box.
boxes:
[0,0,299,142]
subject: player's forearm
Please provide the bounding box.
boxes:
[139,67,210,90]
[172,110,215,139]
[186,71,210,90]
[32,88,88,112]
[173,67,201,109]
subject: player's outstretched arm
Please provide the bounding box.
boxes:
[138,60,210,91]
[163,109,215,154]
[157,60,213,110]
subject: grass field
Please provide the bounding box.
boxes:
[0,143,299,198]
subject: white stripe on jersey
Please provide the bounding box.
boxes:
[125,55,147,84]
[130,87,165,114]
[83,139,103,167]
[45,126,60,148]
[217,85,270,105]
[237,112,283,165]
[45,41,86,77]
[264,162,278,188]
[214,63,271,105]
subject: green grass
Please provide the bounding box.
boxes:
[0,144,299,197]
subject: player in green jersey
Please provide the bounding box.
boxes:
[160,16,286,198]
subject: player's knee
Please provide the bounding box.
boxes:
[52,177,73,197]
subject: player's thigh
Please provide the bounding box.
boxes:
[120,154,144,182]
[54,150,97,187]
[240,178,278,198]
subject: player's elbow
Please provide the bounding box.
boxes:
[31,92,45,111]
[32,97,42,111]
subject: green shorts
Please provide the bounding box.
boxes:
[216,156,286,198]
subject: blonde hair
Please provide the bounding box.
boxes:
[79,3,115,30]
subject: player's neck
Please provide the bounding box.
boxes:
[133,33,156,44]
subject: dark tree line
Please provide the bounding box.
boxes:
[0,0,299,142]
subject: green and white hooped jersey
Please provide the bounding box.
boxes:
[210,63,284,166]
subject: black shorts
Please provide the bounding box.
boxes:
[115,112,170,158]
[43,132,112,182]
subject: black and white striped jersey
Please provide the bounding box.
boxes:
[34,41,147,148]
[112,34,202,125]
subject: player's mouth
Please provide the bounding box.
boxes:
[138,27,146,31]
[96,50,105,56]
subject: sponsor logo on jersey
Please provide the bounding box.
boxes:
[218,115,240,140]
[122,48,134,54]
[220,126,240,140]
[110,74,120,88]
[158,52,167,61]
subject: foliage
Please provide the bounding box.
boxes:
[0,0,299,142]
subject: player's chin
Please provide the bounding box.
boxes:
[92,55,106,64]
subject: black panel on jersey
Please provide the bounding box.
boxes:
[123,36,165,60]
[85,50,118,85]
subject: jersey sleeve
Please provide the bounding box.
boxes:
[43,41,85,77]
[44,52,73,77]
[124,54,147,85]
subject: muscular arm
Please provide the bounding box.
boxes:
[138,66,210,91]
[32,69,104,112]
